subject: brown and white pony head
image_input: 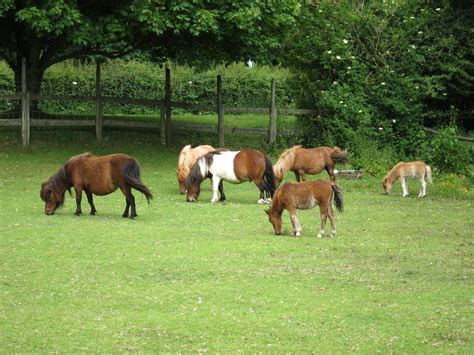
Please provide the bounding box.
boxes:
[184,153,215,202]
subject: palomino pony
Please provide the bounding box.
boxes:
[273,145,348,185]
[185,149,276,203]
[40,153,152,218]
[383,161,432,197]
[176,144,215,194]
[265,180,343,238]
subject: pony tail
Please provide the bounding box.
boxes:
[263,155,276,197]
[331,147,349,165]
[331,183,344,212]
[426,165,433,184]
[123,159,153,204]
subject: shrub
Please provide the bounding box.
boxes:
[430,127,472,174]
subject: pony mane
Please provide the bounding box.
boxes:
[40,165,71,207]
[177,145,192,179]
[273,145,302,179]
[184,153,215,188]
[384,162,403,183]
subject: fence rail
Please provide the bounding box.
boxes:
[0,61,316,146]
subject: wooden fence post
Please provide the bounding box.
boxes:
[217,75,224,147]
[95,61,103,143]
[268,78,277,145]
[21,57,30,146]
[165,67,172,146]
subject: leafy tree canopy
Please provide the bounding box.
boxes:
[0,0,301,92]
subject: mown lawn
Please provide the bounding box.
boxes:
[0,134,472,352]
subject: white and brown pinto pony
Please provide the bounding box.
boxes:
[383,161,432,197]
[265,180,343,238]
[176,144,214,194]
[185,149,276,204]
[273,145,348,185]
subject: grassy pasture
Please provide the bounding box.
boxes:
[0,134,472,352]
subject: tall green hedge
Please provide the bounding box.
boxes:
[0,60,296,115]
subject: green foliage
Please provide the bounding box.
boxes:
[430,127,472,174]
[0,60,295,115]
[283,0,473,159]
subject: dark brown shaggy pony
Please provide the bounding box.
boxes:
[265,180,343,238]
[273,146,348,185]
[40,153,152,218]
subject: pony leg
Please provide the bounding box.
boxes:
[85,190,97,215]
[317,206,328,238]
[418,178,427,197]
[74,186,83,216]
[297,170,307,182]
[326,166,336,182]
[294,171,301,182]
[211,177,221,203]
[218,180,226,201]
[120,186,136,218]
[289,210,302,237]
[401,178,409,197]
[327,205,336,237]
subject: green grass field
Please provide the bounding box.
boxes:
[0,133,472,352]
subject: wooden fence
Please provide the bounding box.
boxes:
[0,59,317,147]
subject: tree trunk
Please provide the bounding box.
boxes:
[13,55,45,115]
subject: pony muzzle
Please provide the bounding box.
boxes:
[187,198,196,203]
[45,210,55,215]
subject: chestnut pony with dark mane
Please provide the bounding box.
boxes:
[265,180,343,238]
[273,145,348,185]
[185,149,276,204]
[40,153,152,218]
[176,144,214,194]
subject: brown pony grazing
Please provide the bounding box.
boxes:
[265,180,343,238]
[176,144,215,194]
[383,161,432,197]
[40,153,152,218]
[185,149,276,204]
[273,145,348,185]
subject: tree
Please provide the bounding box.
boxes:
[0,0,301,97]
[281,0,473,159]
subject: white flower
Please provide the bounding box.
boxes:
[436,8,441,11]
[188,81,193,84]
[443,93,447,96]
[339,100,344,104]
[327,50,332,54]
[411,45,416,49]
[72,81,77,85]
[343,39,348,44]
[347,66,352,70]
[381,82,386,85]
[410,16,415,19]
[318,9,323,13]
[333,81,338,85]
[336,55,341,60]
[351,56,355,59]
[415,86,419,89]
[379,127,384,131]
[392,119,396,123]
[358,109,363,113]
[418,31,423,35]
